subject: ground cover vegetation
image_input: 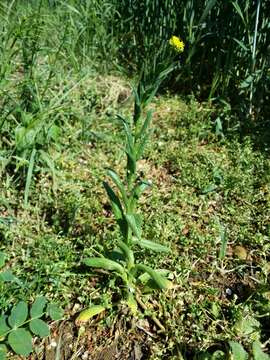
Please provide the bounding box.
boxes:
[0,0,270,359]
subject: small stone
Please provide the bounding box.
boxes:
[226,288,233,296]
[50,340,57,348]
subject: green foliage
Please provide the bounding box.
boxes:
[114,0,269,119]
[0,252,63,358]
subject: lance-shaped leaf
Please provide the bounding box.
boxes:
[103,181,123,220]
[137,110,152,141]
[107,169,128,209]
[118,241,134,266]
[132,238,170,253]
[83,257,125,275]
[136,133,150,161]
[134,264,170,290]
[132,181,151,200]
[120,117,134,152]
[129,181,150,211]
[76,305,106,324]
[126,150,137,178]
[125,214,142,239]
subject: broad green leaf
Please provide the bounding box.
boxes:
[30,297,47,318]
[252,341,270,360]
[234,315,260,340]
[83,257,125,274]
[0,344,7,360]
[8,301,28,328]
[229,341,248,360]
[47,304,64,321]
[0,316,10,337]
[0,252,5,268]
[135,264,170,289]
[8,328,32,356]
[76,305,106,324]
[103,182,123,220]
[133,238,170,253]
[29,319,50,338]
[107,169,128,209]
[0,270,17,283]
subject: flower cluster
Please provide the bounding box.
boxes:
[169,35,185,53]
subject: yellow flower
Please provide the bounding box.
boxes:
[169,35,185,53]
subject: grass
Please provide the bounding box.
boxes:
[1,72,270,358]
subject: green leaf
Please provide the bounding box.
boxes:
[136,134,150,161]
[0,252,5,268]
[125,214,142,239]
[132,181,151,202]
[29,319,50,338]
[0,316,10,337]
[138,110,152,140]
[30,297,47,318]
[118,241,134,266]
[252,341,270,360]
[135,264,170,289]
[199,0,218,26]
[0,270,16,283]
[133,238,170,253]
[83,257,125,275]
[46,304,64,321]
[8,328,32,356]
[76,305,106,324]
[234,315,260,340]
[229,341,248,360]
[103,182,123,220]
[47,124,60,141]
[8,301,28,328]
[218,227,228,260]
[126,150,137,177]
[107,169,128,209]
[0,344,7,360]
[201,184,218,194]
